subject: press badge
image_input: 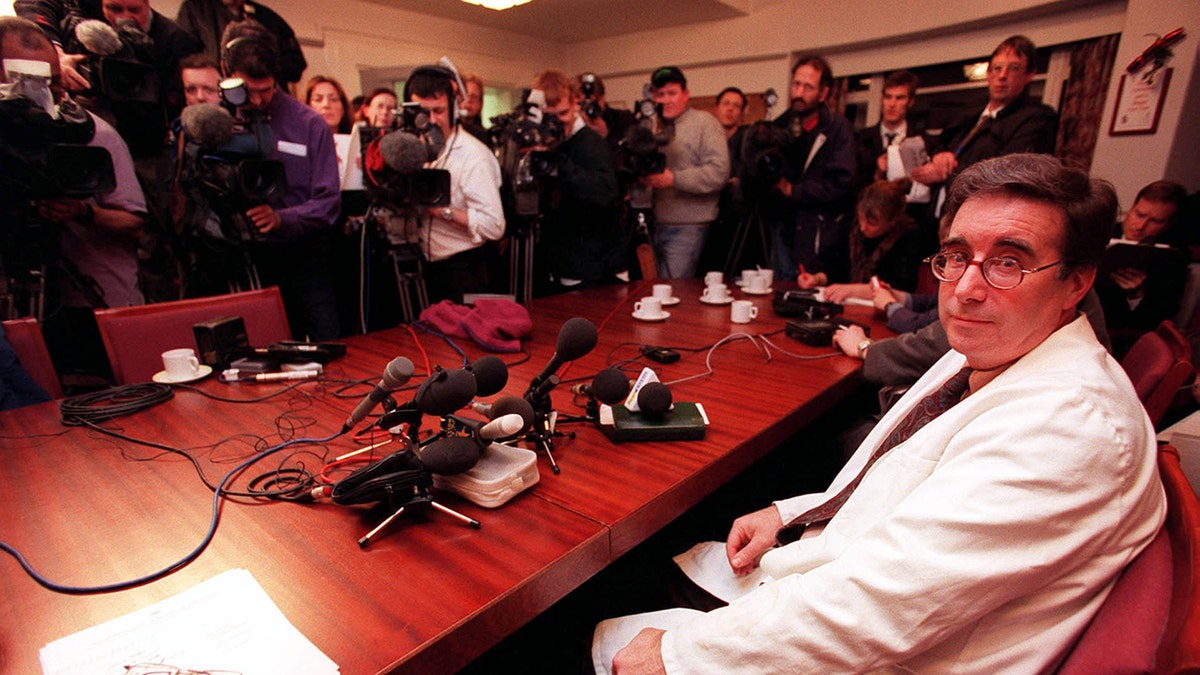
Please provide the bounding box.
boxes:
[277,140,308,157]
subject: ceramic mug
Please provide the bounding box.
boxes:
[634,296,664,318]
[730,300,758,324]
[702,283,729,302]
[162,348,201,379]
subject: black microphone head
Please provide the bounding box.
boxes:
[415,368,477,417]
[381,356,415,389]
[468,355,508,397]
[378,130,429,173]
[418,436,482,475]
[556,317,598,361]
[489,395,534,434]
[591,367,631,405]
[180,103,235,147]
[637,382,672,417]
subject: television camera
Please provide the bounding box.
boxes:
[361,102,450,209]
[579,72,602,120]
[0,60,116,316]
[490,89,566,217]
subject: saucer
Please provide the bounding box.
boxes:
[742,287,774,296]
[632,310,670,322]
[152,364,213,384]
[699,296,733,305]
[657,297,681,306]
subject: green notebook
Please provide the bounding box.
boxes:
[601,402,708,443]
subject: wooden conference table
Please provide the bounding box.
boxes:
[0,279,888,674]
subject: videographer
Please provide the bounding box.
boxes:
[1,16,147,385]
[527,69,624,293]
[642,65,729,279]
[404,64,504,303]
[217,20,341,340]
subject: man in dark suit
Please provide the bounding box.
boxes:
[911,35,1057,192]
[854,70,935,233]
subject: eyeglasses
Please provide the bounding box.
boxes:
[988,63,1027,75]
[925,250,1063,290]
[124,664,240,675]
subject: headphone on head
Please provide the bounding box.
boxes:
[403,64,460,120]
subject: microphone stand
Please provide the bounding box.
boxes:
[523,374,575,474]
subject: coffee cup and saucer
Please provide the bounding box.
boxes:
[740,269,775,295]
[651,283,680,306]
[632,297,670,322]
[699,283,733,305]
[152,348,213,384]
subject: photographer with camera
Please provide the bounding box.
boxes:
[404,65,504,303]
[524,69,624,293]
[213,20,342,340]
[1,16,147,385]
[577,72,635,157]
[641,66,729,279]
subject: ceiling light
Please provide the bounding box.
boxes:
[963,61,989,81]
[462,0,531,9]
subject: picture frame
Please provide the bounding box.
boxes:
[1109,68,1172,136]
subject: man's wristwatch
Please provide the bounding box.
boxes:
[440,206,454,221]
[857,338,874,358]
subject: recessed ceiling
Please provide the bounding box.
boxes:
[359,0,750,43]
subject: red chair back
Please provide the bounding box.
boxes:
[1121,321,1195,428]
[1,317,63,399]
[94,287,291,384]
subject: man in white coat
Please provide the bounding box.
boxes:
[596,153,1166,674]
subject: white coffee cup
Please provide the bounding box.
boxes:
[740,269,760,286]
[634,296,664,318]
[730,300,758,324]
[701,283,729,302]
[652,283,674,301]
[747,273,771,294]
[704,271,724,286]
[162,348,201,379]
[757,269,774,286]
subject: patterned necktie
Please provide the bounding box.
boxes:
[954,112,992,156]
[777,367,973,544]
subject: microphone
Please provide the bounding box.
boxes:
[571,367,631,405]
[378,130,431,173]
[417,436,481,475]
[221,369,319,383]
[342,357,416,433]
[180,103,235,147]
[114,18,153,61]
[450,413,527,442]
[637,381,673,417]
[414,367,478,417]
[527,317,598,396]
[467,355,508,397]
[74,19,123,56]
[469,394,535,434]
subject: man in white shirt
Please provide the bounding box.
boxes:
[596,153,1165,674]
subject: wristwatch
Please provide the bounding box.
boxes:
[857,338,874,358]
[440,206,454,221]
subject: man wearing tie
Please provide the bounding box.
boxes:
[594,154,1164,674]
[911,35,1058,191]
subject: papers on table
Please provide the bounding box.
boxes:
[39,568,339,675]
[813,287,875,308]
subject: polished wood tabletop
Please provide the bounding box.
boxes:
[0,279,887,675]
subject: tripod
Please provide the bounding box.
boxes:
[724,203,772,277]
[357,479,480,548]
[522,375,576,474]
[508,213,539,306]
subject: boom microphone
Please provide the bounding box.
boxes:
[527,317,598,395]
[378,130,430,174]
[114,18,153,61]
[571,367,631,405]
[467,355,508,397]
[342,357,415,433]
[180,103,235,147]
[74,19,123,57]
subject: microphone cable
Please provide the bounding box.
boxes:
[59,383,175,426]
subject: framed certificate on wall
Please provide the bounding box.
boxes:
[1109,68,1172,136]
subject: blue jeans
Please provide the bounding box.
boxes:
[655,224,710,279]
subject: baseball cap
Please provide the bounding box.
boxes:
[651,66,686,89]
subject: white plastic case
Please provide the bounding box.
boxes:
[432,442,540,508]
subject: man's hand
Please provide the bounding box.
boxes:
[1110,268,1147,292]
[640,169,674,190]
[822,283,871,304]
[795,264,825,290]
[612,628,667,675]
[36,197,88,224]
[583,114,610,139]
[833,324,869,359]
[872,283,902,312]
[245,204,282,234]
[57,48,90,92]
[725,504,783,575]
[875,153,888,179]
[910,151,957,184]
